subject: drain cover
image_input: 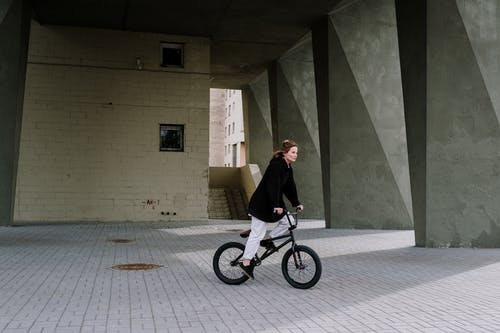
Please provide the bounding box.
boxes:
[111,263,162,271]
[109,239,134,243]
[225,229,245,232]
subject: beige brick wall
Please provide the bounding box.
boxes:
[14,22,210,222]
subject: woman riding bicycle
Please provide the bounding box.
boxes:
[239,139,304,279]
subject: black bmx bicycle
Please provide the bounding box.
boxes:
[213,211,322,289]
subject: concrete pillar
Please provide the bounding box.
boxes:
[395,0,427,246]
[432,0,500,248]
[312,17,333,227]
[313,0,413,230]
[397,0,500,247]
[246,72,273,171]
[0,0,31,226]
[274,37,324,219]
[268,61,280,149]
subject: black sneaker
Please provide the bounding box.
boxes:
[238,262,254,279]
[260,238,277,251]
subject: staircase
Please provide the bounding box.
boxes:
[226,188,249,220]
[208,187,249,220]
[208,165,260,220]
[208,188,231,219]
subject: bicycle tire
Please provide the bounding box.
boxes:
[213,242,249,285]
[281,245,322,289]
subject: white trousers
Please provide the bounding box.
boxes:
[242,214,294,260]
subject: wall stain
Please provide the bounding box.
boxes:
[471,221,500,248]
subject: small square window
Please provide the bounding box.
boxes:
[160,42,184,68]
[160,124,184,152]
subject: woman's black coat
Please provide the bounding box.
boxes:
[248,155,301,222]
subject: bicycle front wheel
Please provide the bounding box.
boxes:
[281,245,322,289]
[213,242,249,285]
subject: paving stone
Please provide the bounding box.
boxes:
[1,221,500,332]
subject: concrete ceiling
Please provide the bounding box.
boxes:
[31,0,345,89]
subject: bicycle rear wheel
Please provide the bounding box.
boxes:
[281,245,321,289]
[213,242,249,285]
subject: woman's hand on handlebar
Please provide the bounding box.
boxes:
[273,207,284,215]
[295,205,304,212]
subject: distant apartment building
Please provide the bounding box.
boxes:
[224,89,245,167]
[209,89,245,167]
[209,89,226,167]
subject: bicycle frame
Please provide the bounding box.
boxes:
[215,209,321,288]
[228,211,300,267]
[253,211,298,265]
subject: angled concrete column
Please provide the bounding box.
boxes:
[274,37,324,218]
[313,0,413,230]
[398,0,500,247]
[268,61,280,149]
[432,1,500,247]
[0,0,31,226]
[312,17,333,227]
[395,0,427,246]
[249,55,324,218]
[246,72,273,171]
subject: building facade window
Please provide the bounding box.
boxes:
[160,42,184,68]
[159,124,184,152]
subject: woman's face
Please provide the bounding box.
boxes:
[283,146,298,164]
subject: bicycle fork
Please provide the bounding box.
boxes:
[291,244,305,269]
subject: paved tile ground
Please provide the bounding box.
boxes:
[1,219,500,333]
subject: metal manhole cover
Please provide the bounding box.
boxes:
[111,263,162,271]
[109,239,134,243]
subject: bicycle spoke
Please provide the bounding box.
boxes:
[213,242,248,285]
[287,256,316,282]
[282,245,321,288]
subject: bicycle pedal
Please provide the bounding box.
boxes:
[251,258,261,267]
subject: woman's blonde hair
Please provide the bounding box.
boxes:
[273,139,298,158]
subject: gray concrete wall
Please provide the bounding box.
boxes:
[0,0,30,226]
[323,0,413,229]
[426,0,500,247]
[0,0,13,22]
[247,72,273,171]
[276,36,324,218]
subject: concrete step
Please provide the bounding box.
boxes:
[208,188,231,219]
[208,187,249,220]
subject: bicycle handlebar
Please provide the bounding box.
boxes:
[284,209,300,229]
[283,207,302,213]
